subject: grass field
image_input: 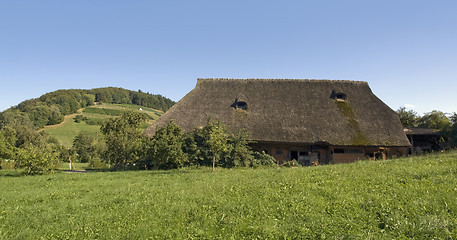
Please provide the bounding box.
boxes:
[43,103,163,148]
[1,152,456,239]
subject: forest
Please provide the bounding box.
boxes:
[2,87,174,129]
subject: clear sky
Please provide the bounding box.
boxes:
[1,0,456,115]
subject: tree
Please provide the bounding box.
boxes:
[0,131,15,160]
[417,110,451,130]
[48,105,64,125]
[28,104,51,128]
[450,123,457,148]
[147,121,187,169]
[182,129,208,167]
[72,132,97,163]
[202,120,232,171]
[181,120,257,169]
[396,107,418,128]
[449,112,457,124]
[15,145,58,174]
[222,130,254,168]
[0,110,49,148]
[100,111,147,169]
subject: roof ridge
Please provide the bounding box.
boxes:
[197,78,368,85]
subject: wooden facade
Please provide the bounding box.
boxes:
[252,142,408,165]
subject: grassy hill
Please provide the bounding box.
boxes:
[1,151,456,239]
[43,103,163,147]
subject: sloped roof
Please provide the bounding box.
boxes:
[404,128,441,136]
[145,78,411,147]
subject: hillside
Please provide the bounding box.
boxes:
[1,151,456,239]
[0,87,174,129]
[43,103,163,147]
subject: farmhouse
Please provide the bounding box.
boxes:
[145,78,411,164]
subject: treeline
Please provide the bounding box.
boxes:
[73,112,275,171]
[1,110,274,174]
[397,107,457,146]
[0,110,65,174]
[1,87,174,129]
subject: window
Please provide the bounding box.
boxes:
[336,93,347,101]
[346,149,363,154]
[334,149,345,154]
[330,90,347,101]
[333,149,363,154]
[231,99,248,110]
[235,101,247,110]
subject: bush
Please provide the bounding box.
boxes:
[89,158,107,169]
[252,151,276,167]
[15,146,58,174]
[1,159,15,170]
[222,131,254,168]
[83,107,122,116]
[147,121,188,170]
[74,115,85,123]
[84,118,105,125]
[282,159,300,167]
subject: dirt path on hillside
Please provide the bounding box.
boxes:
[38,109,83,132]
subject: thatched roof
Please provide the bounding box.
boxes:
[145,79,411,147]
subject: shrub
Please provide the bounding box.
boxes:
[1,159,15,170]
[15,146,58,174]
[89,158,107,169]
[74,114,85,123]
[252,151,276,167]
[83,107,122,116]
[282,159,300,167]
[147,121,188,170]
[222,131,254,168]
[84,118,106,125]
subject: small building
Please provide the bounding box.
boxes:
[404,128,442,154]
[145,79,411,164]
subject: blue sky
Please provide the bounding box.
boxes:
[1,0,456,115]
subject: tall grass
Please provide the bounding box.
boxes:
[1,152,456,239]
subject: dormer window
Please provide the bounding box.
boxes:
[336,93,347,101]
[330,90,347,102]
[231,99,248,110]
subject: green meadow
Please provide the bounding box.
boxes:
[43,103,163,148]
[1,152,456,239]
